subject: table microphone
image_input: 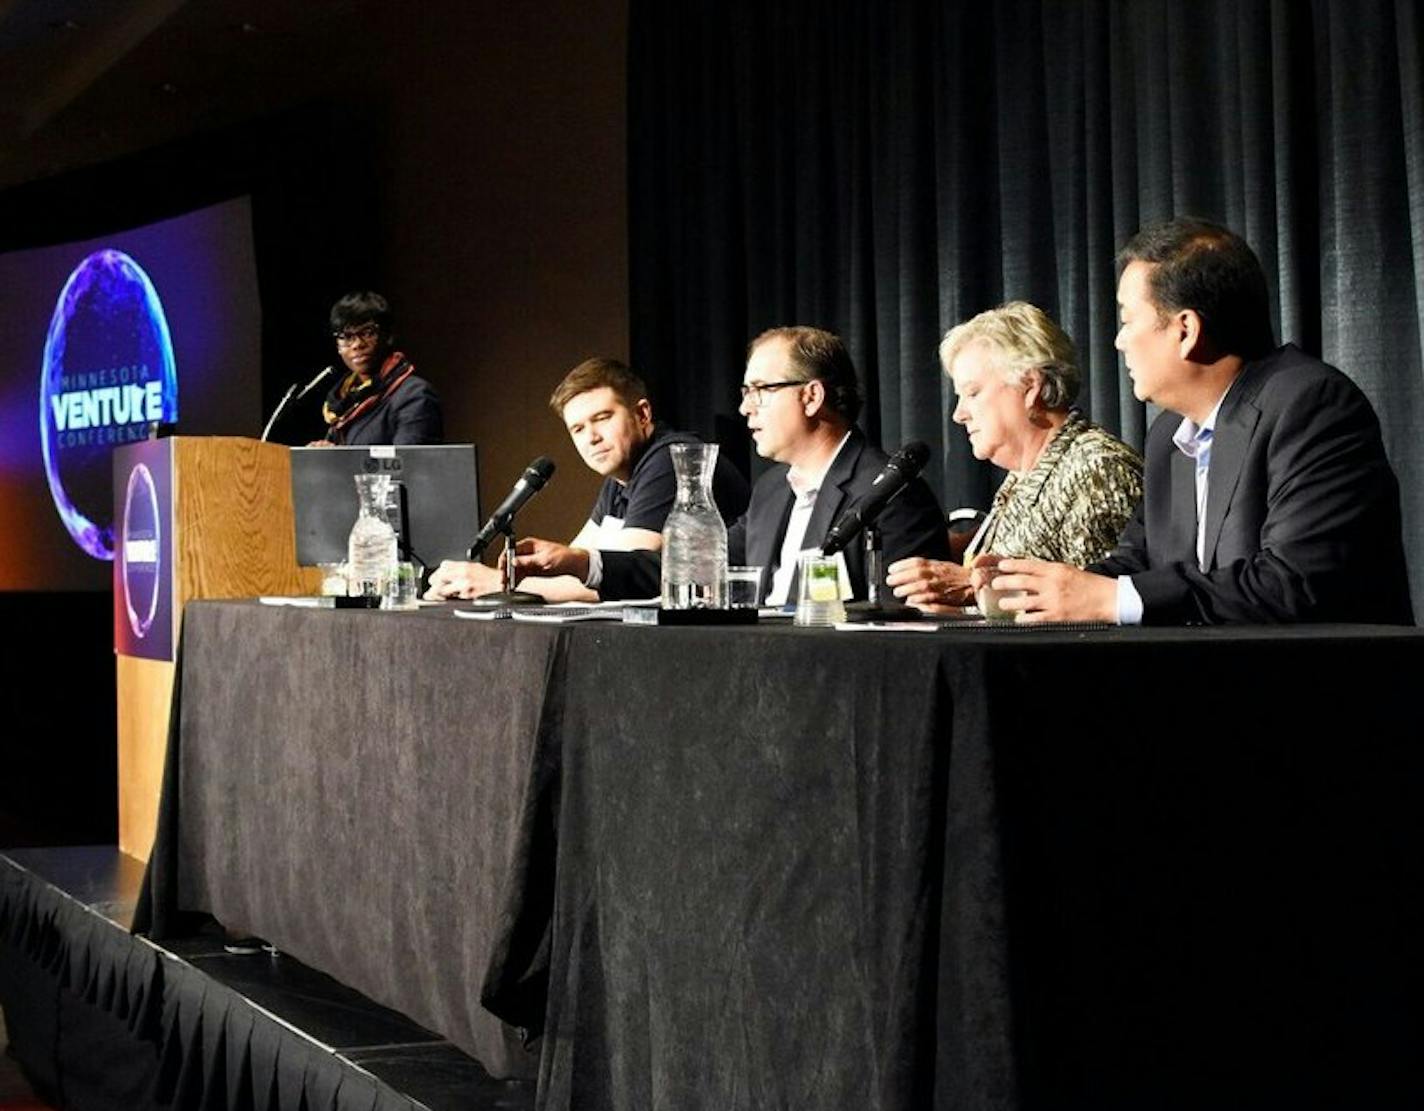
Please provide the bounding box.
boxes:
[821,441,931,556]
[468,456,557,559]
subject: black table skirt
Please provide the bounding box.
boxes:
[139,604,1424,1108]
[136,601,556,1078]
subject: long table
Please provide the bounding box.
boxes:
[138,602,1424,1107]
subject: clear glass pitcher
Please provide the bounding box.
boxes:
[660,443,728,609]
[347,473,398,599]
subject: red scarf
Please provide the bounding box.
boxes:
[322,351,416,441]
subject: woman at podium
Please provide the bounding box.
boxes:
[315,291,444,445]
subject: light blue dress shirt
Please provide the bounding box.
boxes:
[1115,387,1232,625]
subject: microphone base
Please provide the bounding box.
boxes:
[464,590,547,607]
[841,600,928,623]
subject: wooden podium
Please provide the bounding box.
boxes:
[113,437,315,861]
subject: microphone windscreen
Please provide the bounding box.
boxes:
[897,441,931,471]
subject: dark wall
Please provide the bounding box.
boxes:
[0,594,116,846]
[361,1,630,541]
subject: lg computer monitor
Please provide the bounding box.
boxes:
[290,444,480,571]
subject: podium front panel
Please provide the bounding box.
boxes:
[112,439,175,662]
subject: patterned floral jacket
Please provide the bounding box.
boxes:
[972,410,1143,567]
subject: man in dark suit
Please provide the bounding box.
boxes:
[984,218,1413,625]
[512,326,950,601]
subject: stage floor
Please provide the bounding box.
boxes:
[0,846,534,1111]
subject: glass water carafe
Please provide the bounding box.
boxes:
[660,443,728,609]
[347,473,398,598]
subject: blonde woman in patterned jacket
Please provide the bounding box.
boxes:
[888,301,1143,613]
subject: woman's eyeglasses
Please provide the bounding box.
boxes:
[333,324,382,348]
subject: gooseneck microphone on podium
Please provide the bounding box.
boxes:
[467,456,557,561]
[295,365,337,400]
[260,366,335,442]
[821,441,931,556]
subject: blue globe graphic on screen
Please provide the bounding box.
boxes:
[39,250,178,560]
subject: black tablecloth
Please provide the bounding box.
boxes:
[487,622,1424,1109]
[136,601,555,1078]
[138,605,1424,1107]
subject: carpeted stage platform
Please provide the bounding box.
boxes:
[0,847,533,1111]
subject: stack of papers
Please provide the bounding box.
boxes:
[454,600,646,623]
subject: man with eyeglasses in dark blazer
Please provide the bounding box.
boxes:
[512,326,950,603]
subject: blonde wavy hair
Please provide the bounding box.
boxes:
[938,301,1080,410]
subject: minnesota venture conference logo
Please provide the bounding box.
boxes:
[38,249,178,560]
[120,463,161,639]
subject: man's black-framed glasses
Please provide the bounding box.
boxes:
[739,380,809,407]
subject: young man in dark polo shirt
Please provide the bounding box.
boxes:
[511,328,952,602]
[425,358,748,600]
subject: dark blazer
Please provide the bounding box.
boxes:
[334,375,444,446]
[600,428,950,601]
[1093,344,1413,625]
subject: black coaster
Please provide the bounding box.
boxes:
[333,595,382,609]
[841,600,930,623]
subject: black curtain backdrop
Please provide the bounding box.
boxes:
[628,0,1424,612]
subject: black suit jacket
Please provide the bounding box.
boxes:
[599,428,950,601]
[334,375,444,446]
[1093,344,1413,625]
